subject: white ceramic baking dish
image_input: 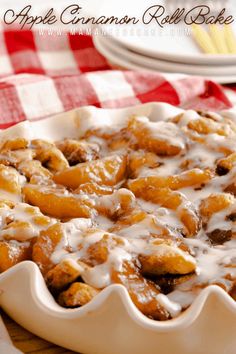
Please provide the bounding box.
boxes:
[0,102,236,354]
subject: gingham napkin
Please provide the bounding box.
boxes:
[0,29,236,129]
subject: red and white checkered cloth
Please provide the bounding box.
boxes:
[0,28,236,129]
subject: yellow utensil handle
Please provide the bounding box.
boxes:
[191,24,218,54]
[224,24,236,54]
[209,24,229,54]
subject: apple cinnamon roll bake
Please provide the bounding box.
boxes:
[0,110,236,321]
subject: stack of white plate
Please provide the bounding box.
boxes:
[93,21,236,84]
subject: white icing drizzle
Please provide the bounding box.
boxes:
[207,203,236,233]
[0,203,56,241]
[0,190,21,203]
[1,107,236,319]
[156,294,182,317]
[48,110,236,316]
[167,238,236,311]
[136,116,186,150]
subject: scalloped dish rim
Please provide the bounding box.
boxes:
[0,102,236,353]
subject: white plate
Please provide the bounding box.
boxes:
[96,35,236,76]
[93,35,236,84]
[99,0,236,65]
[0,103,236,354]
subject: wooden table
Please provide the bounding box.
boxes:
[1,311,76,354]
